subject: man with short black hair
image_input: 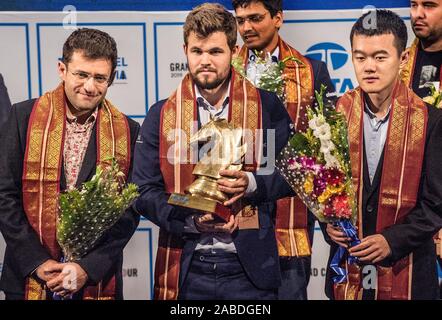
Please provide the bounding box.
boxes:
[326,10,442,300]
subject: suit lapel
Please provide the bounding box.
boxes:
[74,123,97,189]
[362,139,371,191]
[371,148,385,189]
[60,162,67,191]
[362,140,385,199]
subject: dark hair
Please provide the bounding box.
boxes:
[184,3,237,50]
[232,0,282,17]
[62,28,118,76]
[350,9,407,55]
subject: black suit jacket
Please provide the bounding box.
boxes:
[325,104,442,300]
[309,58,336,99]
[0,74,12,127]
[132,88,294,291]
[0,98,140,299]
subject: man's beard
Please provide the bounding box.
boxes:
[412,22,441,44]
[191,71,225,90]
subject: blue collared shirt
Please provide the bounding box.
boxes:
[363,104,391,183]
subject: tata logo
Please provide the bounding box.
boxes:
[306,42,348,71]
[305,42,354,94]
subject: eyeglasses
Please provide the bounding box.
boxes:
[236,13,267,26]
[69,70,110,86]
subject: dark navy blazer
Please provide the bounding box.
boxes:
[133,87,296,291]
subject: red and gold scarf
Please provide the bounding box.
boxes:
[155,70,262,300]
[335,80,427,300]
[22,83,131,300]
[238,37,314,257]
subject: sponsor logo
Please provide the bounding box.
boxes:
[123,267,138,278]
[305,42,354,94]
[310,267,327,277]
[170,62,188,79]
[115,56,128,83]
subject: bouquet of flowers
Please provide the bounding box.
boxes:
[275,85,360,283]
[57,158,139,262]
[232,50,302,103]
[423,83,442,108]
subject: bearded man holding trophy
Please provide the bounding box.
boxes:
[132,3,295,300]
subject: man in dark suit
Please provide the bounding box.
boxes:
[0,73,12,126]
[132,3,293,300]
[325,10,442,300]
[232,0,336,300]
[0,28,139,300]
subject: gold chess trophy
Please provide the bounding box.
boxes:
[168,117,247,221]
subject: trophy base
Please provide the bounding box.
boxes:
[168,193,231,222]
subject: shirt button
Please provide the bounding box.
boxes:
[367,205,374,213]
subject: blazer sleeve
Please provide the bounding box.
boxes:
[131,101,194,237]
[0,102,52,278]
[381,107,442,262]
[0,74,12,126]
[311,59,337,107]
[77,119,141,284]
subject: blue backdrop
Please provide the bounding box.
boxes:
[0,0,410,11]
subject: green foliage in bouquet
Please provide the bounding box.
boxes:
[423,84,442,109]
[232,50,303,102]
[57,158,139,261]
[290,84,352,184]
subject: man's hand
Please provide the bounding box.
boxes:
[326,224,352,248]
[217,169,249,206]
[349,234,392,263]
[46,262,89,297]
[35,259,62,282]
[194,213,238,234]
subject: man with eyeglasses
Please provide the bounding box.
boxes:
[232,0,336,300]
[0,28,140,300]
